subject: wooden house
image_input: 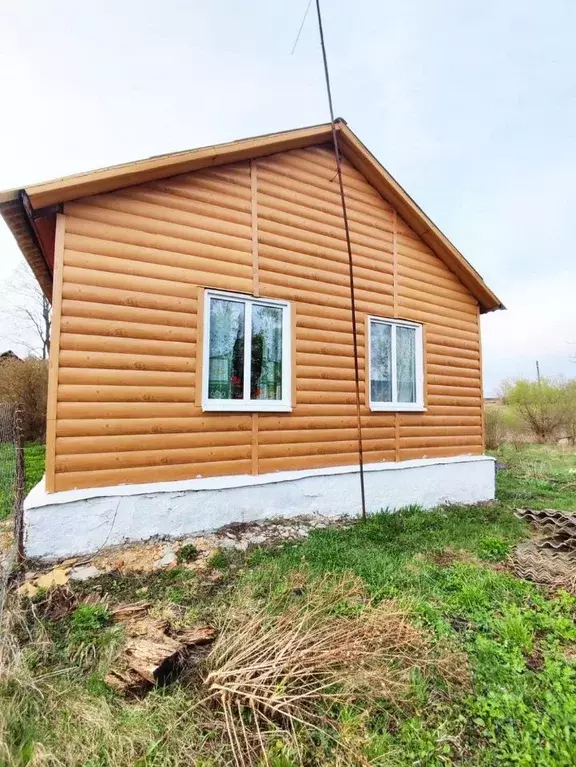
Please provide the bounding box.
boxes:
[0,120,503,559]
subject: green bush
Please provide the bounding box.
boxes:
[503,377,573,443]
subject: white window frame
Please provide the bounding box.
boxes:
[368,316,425,412]
[202,289,292,413]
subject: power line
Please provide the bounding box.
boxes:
[314,0,367,521]
[291,0,313,55]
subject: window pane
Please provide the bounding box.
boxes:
[208,298,245,399]
[396,326,416,402]
[370,322,392,402]
[251,304,283,400]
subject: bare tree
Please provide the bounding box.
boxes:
[0,264,51,359]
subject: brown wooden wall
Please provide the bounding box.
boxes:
[46,144,483,492]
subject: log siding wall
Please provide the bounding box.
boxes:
[48,145,483,492]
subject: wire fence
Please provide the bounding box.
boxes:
[0,403,25,569]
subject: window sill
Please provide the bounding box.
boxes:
[202,402,293,413]
[370,404,427,413]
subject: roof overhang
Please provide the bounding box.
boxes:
[0,120,504,312]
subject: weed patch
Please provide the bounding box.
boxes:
[176,543,199,564]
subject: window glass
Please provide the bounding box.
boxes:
[396,325,416,403]
[251,304,283,400]
[203,291,290,412]
[370,322,392,402]
[369,318,422,410]
[208,298,245,399]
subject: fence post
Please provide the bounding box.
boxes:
[13,404,25,563]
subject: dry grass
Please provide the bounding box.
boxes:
[0,572,465,766]
[201,573,463,766]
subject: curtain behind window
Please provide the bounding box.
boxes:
[396,325,416,402]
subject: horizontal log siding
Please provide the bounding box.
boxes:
[396,216,482,460]
[49,144,483,492]
[52,163,253,491]
[258,146,395,472]
[257,146,482,470]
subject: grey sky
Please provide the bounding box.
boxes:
[1,0,574,393]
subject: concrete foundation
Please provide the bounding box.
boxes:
[23,454,496,560]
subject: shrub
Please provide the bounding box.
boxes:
[484,403,527,449]
[503,377,571,444]
[565,380,576,445]
[0,358,48,441]
[484,406,507,449]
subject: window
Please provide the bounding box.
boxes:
[368,317,424,411]
[202,290,291,412]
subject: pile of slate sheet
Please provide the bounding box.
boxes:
[513,508,576,592]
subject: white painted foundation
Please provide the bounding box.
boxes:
[24,455,495,561]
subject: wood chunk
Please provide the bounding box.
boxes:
[124,635,183,683]
[178,625,216,645]
[104,668,146,694]
[125,617,168,639]
[110,601,151,622]
[105,617,216,695]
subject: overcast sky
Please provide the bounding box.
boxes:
[1,0,574,393]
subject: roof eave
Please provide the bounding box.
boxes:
[0,119,504,313]
[0,197,53,300]
[336,124,504,314]
[1,123,335,210]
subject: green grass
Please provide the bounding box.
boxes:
[496,443,576,511]
[2,444,576,765]
[0,442,45,523]
[24,443,46,493]
[0,442,45,520]
[0,441,17,520]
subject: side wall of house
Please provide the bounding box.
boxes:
[46,145,483,492]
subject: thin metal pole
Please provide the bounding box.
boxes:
[314,0,367,521]
[14,404,25,563]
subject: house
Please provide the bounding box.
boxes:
[0,120,503,560]
[0,350,21,362]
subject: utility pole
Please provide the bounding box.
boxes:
[536,360,541,386]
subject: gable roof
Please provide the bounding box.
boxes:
[0,120,504,312]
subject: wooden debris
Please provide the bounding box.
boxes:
[109,601,151,623]
[177,625,216,645]
[35,568,69,589]
[105,612,216,695]
[124,635,183,684]
[125,617,169,639]
[16,581,39,598]
[104,668,145,694]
